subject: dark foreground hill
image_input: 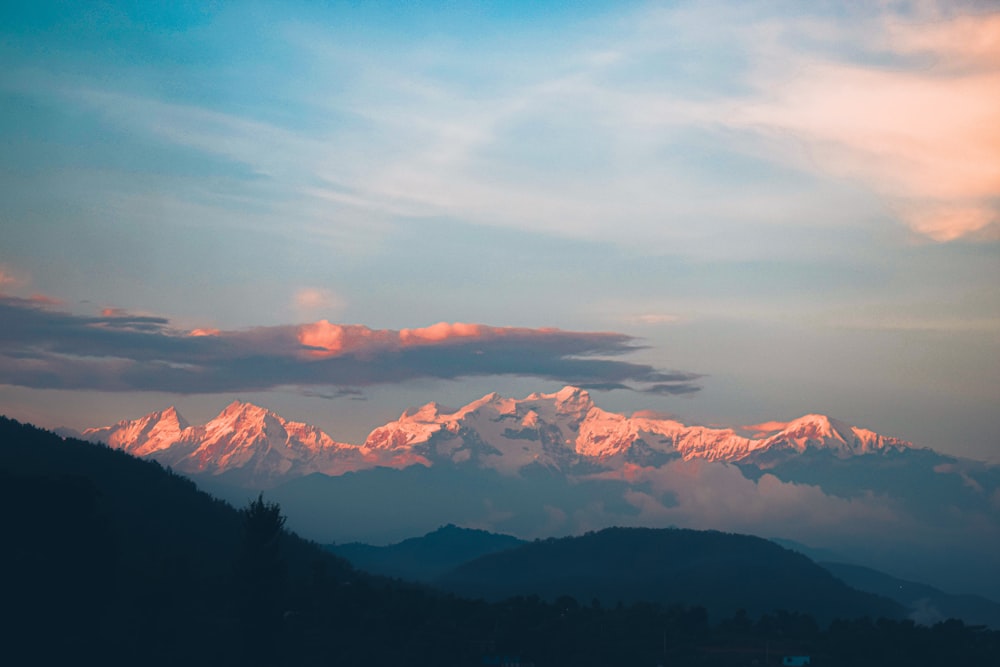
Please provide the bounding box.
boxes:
[437,526,904,623]
[3,416,999,667]
[0,416,361,665]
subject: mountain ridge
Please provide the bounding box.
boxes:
[83,386,915,487]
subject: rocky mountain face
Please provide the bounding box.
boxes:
[83,386,912,486]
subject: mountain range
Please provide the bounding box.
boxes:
[82,386,912,486]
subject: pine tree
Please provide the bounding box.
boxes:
[236,494,287,666]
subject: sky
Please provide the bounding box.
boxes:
[1,0,998,460]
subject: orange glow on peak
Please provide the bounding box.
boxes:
[189,328,221,337]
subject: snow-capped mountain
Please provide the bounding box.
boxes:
[84,405,190,458]
[363,386,911,472]
[84,387,912,486]
[84,400,370,487]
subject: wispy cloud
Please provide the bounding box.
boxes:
[293,287,346,320]
[301,2,998,244]
[16,1,993,255]
[726,11,1000,242]
[0,294,701,395]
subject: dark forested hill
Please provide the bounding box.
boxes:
[0,416,358,665]
[436,526,904,623]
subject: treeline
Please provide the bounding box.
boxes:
[1,416,998,666]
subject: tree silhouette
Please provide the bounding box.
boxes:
[236,493,287,667]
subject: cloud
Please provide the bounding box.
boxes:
[293,287,346,318]
[641,381,702,396]
[580,459,902,544]
[299,387,367,401]
[628,314,682,326]
[0,268,19,289]
[16,0,991,262]
[742,420,788,434]
[0,294,701,395]
[722,7,1000,242]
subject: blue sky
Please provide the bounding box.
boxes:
[1,0,998,459]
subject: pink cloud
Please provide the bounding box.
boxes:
[729,10,1000,242]
[299,320,566,357]
[28,294,63,306]
[297,321,398,357]
[399,322,490,344]
[885,12,1000,69]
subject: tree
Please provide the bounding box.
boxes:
[236,494,287,666]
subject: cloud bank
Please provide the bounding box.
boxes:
[0,294,700,395]
[588,460,901,542]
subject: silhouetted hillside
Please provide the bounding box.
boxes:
[327,524,526,581]
[0,416,356,665]
[437,526,904,623]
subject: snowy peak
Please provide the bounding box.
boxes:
[553,385,594,411]
[86,401,365,487]
[212,400,276,430]
[83,406,190,457]
[764,413,911,456]
[160,406,189,429]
